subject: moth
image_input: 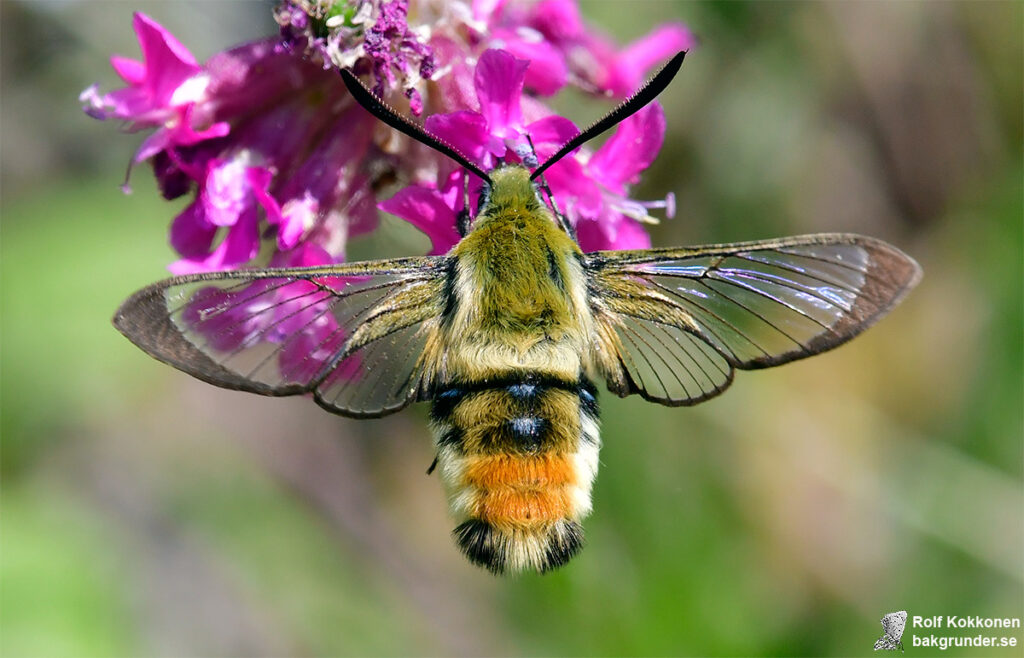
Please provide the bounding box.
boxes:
[115,52,921,574]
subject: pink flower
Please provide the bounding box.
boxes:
[86,4,691,273]
[84,12,370,274]
[379,183,463,256]
[482,0,697,98]
[259,105,379,252]
[168,155,274,275]
[382,49,559,253]
[593,23,698,97]
[80,13,229,162]
[489,28,569,96]
[381,49,533,253]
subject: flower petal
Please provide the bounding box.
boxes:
[110,55,145,84]
[379,186,460,255]
[528,0,586,43]
[474,49,528,140]
[525,115,579,158]
[273,194,315,251]
[576,215,651,251]
[168,208,260,274]
[473,0,509,24]
[169,200,216,258]
[609,24,696,96]
[544,156,603,217]
[271,242,335,268]
[134,127,174,163]
[103,85,157,121]
[491,28,568,96]
[607,216,652,250]
[588,102,665,192]
[425,110,491,164]
[132,12,201,106]
[201,158,249,227]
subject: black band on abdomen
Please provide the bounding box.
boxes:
[430,373,597,421]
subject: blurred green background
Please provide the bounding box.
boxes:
[2,1,1021,656]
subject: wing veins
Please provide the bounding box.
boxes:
[358,336,408,402]
[631,319,714,396]
[187,286,331,357]
[327,336,389,404]
[243,302,337,384]
[605,317,650,395]
[620,251,862,307]
[322,324,422,411]
[168,278,296,319]
[693,278,810,350]
[618,321,690,400]
[388,330,426,399]
[306,323,350,386]
[705,272,838,336]
[310,296,433,389]
[278,285,403,384]
[645,278,772,362]
[629,320,697,398]
[718,268,854,313]
[305,275,429,298]
[734,253,862,295]
[355,285,433,327]
[676,330,731,381]
[773,247,871,273]
[216,288,335,365]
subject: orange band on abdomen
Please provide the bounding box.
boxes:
[473,486,572,526]
[462,453,577,489]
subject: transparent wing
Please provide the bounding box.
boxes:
[114,257,448,418]
[587,233,921,406]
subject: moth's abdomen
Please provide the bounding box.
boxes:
[430,375,600,574]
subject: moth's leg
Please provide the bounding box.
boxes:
[456,208,471,237]
[456,173,472,237]
[545,182,576,242]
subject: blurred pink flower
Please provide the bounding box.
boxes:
[167,155,274,275]
[486,0,697,96]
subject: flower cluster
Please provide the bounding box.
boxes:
[83,1,694,275]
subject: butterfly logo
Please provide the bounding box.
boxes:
[874,610,908,652]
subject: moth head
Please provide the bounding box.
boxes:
[482,166,542,211]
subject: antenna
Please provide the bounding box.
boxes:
[530,51,686,182]
[339,70,492,184]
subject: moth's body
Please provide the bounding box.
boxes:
[427,167,600,572]
[113,52,921,575]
